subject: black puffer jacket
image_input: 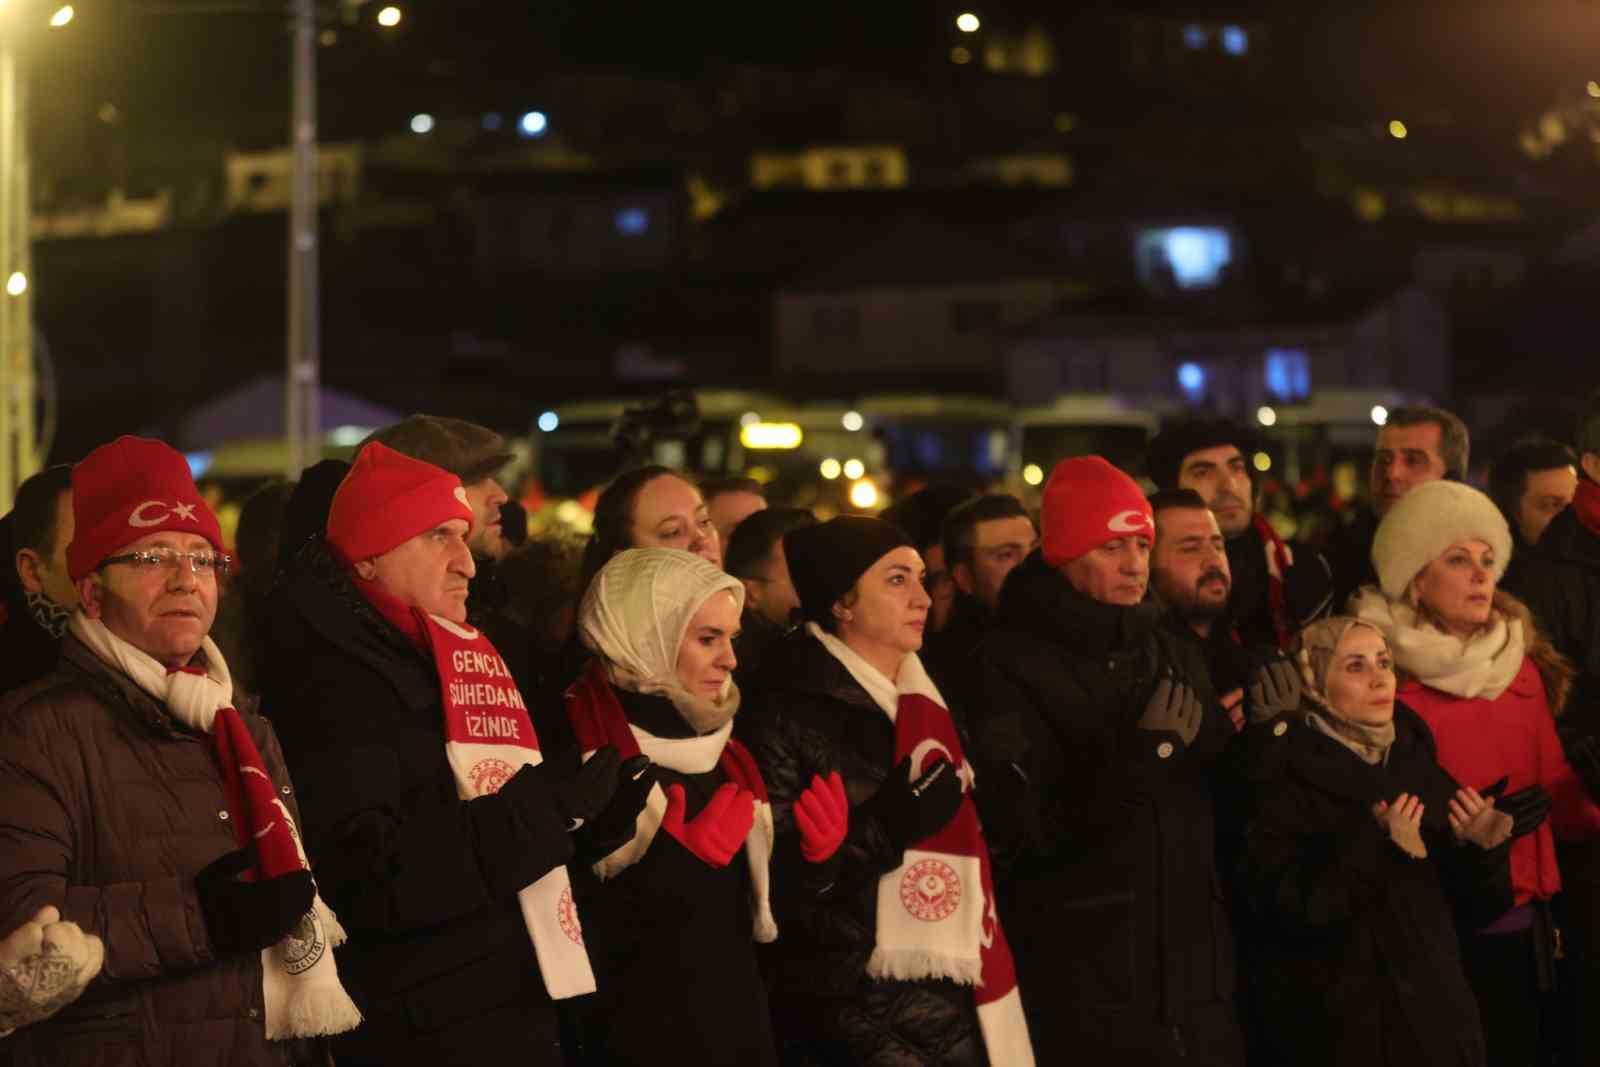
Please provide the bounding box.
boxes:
[1326,507,1379,614]
[971,551,1243,1065]
[1225,522,1334,650]
[1239,704,1503,1067]
[1508,502,1600,1065]
[739,632,988,1067]
[259,541,574,1066]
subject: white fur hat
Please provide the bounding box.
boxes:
[1370,480,1512,599]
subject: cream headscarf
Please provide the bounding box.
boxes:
[1294,616,1397,766]
[578,548,746,734]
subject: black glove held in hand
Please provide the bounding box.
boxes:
[1247,656,1303,724]
[575,755,658,862]
[195,848,314,956]
[1138,677,1203,749]
[501,745,624,831]
[1482,777,1554,840]
[863,756,963,853]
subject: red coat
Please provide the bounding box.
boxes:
[1401,656,1600,906]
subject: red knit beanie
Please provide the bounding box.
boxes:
[1040,455,1154,567]
[327,442,475,562]
[67,436,224,582]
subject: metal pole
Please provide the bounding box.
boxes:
[0,41,16,508]
[16,52,34,485]
[286,0,320,478]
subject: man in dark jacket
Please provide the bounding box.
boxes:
[1,464,75,696]
[1489,436,1578,592]
[972,456,1245,1065]
[1507,393,1600,1066]
[922,493,1036,721]
[1147,419,1332,650]
[0,437,321,1066]
[261,443,645,1066]
[724,505,814,687]
[1149,487,1250,717]
[1325,405,1470,610]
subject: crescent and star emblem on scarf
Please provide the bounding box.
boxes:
[908,738,977,794]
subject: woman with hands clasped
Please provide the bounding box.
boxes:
[1240,616,1536,1067]
[563,548,783,1066]
[1353,480,1599,1066]
[741,517,1033,1067]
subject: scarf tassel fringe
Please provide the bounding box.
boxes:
[866,947,984,987]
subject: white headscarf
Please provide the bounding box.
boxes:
[578,548,746,734]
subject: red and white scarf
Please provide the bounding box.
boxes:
[806,624,1034,1066]
[1253,512,1296,651]
[359,584,597,1000]
[1574,477,1600,540]
[565,659,778,943]
[70,614,362,1039]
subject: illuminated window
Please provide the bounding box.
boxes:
[1263,349,1310,403]
[615,207,649,235]
[1137,227,1233,289]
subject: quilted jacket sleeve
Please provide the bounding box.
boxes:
[0,688,212,984]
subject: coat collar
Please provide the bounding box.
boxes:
[1538,506,1600,572]
[57,633,196,740]
[993,550,1157,657]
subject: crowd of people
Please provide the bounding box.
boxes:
[3,396,1600,1066]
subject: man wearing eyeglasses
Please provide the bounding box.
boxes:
[0,436,345,1066]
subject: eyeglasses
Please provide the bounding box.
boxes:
[100,548,232,576]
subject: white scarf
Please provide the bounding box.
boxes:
[1351,589,1526,700]
[69,614,361,1039]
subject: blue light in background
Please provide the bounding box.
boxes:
[519,111,548,138]
[482,113,503,131]
[185,452,213,480]
[1163,228,1232,288]
[1221,25,1248,55]
[538,411,559,432]
[1177,362,1208,405]
[1183,24,1208,49]
[615,207,650,235]
[1264,348,1311,403]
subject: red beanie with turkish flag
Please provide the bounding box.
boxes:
[327,441,475,562]
[1040,455,1154,567]
[67,436,224,582]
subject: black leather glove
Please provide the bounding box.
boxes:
[195,848,315,956]
[1566,733,1600,803]
[1482,777,1554,840]
[574,755,658,863]
[1246,656,1303,724]
[1137,677,1203,748]
[861,756,963,853]
[500,745,623,831]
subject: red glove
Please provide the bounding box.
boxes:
[794,771,849,863]
[661,782,755,868]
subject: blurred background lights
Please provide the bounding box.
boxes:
[49,5,73,27]
[1253,452,1273,472]
[739,411,761,428]
[956,13,980,33]
[519,111,548,137]
[843,458,865,480]
[820,458,842,480]
[6,272,26,297]
[376,5,402,27]
[1371,405,1390,426]
[1022,463,1045,486]
[849,479,880,509]
[1256,405,1277,427]
[409,113,434,134]
[841,410,864,431]
[1388,119,1408,139]
[537,411,559,432]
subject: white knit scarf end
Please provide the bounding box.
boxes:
[866,947,983,987]
[263,981,363,1040]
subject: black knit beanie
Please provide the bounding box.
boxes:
[1145,418,1257,490]
[784,517,914,626]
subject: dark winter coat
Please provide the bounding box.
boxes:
[920,593,990,734]
[739,632,989,1067]
[569,689,777,1067]
[0,585,59,697]
[0,637,300,1067]
[1326,507,1380,614]
[1508,502,1600,1064]
[970,551,1244,1065]
[1239,704,1505,1067]
[1225,522,1334,650]
[259,541,573,1066]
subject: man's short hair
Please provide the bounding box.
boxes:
[1578,389,1600,461]
[723,507,817,579]
[1147,487,1210,515]
[1383,406,1470,479]
[1489,437,1578,525]
[10,464,72,558]
[940,494,1032,569]
[700,477,766,504]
